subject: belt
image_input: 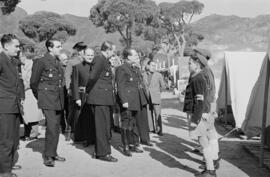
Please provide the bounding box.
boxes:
[79,86,86,93]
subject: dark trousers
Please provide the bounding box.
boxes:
[120,110,139,146]
[60,88,69,133]
[0,113,20,173]
[67,97,79,132]
[43,110,62,157]
[68,100,82,141]
[135,105,150,143]
[90,105,112,157]
[80,104,95,144]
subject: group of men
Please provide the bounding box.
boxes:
[0,32,219,177]
[0,33,165,177]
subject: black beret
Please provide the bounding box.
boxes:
[72,42,87,51]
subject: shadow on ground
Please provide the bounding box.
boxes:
[26,138,45,155]
[163,114,189,130]
[144,132,202,175]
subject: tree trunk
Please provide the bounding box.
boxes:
[166,53,170,68]
[173,33,186,89]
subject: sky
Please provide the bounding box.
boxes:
[18,0,270,21]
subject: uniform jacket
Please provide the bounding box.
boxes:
[86,54,114,106]
[71,61,91,102]
[30,53,65,110]
[0,52,25,113]
[143,71,166,104]
[183,71,208,124]
[201,66,216,103]
[116,62,148,111]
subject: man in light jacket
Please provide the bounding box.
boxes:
[143,60,166,136]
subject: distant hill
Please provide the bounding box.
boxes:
[192,14,270,51]
[1,8,270,53]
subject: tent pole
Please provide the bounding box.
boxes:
[224,63,228,125]
[260,32,270,167]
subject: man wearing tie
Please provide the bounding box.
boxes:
[0,34,24,177]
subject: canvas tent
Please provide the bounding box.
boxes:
[216,51,266,128]
[241,53,270,137]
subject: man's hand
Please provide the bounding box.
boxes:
[122,102,128,108]
[202,113,209,121]
[76,100,82,107]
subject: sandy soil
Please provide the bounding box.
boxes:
[14,91,270,177]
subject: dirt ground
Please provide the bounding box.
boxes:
[15,91,270,177]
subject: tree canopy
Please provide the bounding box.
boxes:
[0,0,20,15]
[19,11,76,42]
[158,0,204,55]
[90,0,159,48]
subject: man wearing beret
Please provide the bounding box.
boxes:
[194,49,220,176]
[183,52,217,177]
[65,42,87,134]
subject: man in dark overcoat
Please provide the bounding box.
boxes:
[85,41,117,162]
[0,34,24,177]
[30,38,66,167]
[115,48,149,156]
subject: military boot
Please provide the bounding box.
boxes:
[121,129,132,157]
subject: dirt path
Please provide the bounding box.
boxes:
[15,91,270,177]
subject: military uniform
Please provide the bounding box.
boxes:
[183,71,208,124]
[116,62,150,147]
[71,61,95,143]
[0,52,25,174]
[116,62,141,154]
[30,53,65,158]
[85,54,114,158]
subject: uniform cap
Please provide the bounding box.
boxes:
[191,53,208,67]
[194,48,211,60]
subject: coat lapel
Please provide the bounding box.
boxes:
[1,52,18,77]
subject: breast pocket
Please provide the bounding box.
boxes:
[43,66,59,81]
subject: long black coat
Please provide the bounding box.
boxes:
[86,54,114,106]
[0,52,25,113]
[30,53,65,110]
[115,62,148,111]
[71,61,91,102]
